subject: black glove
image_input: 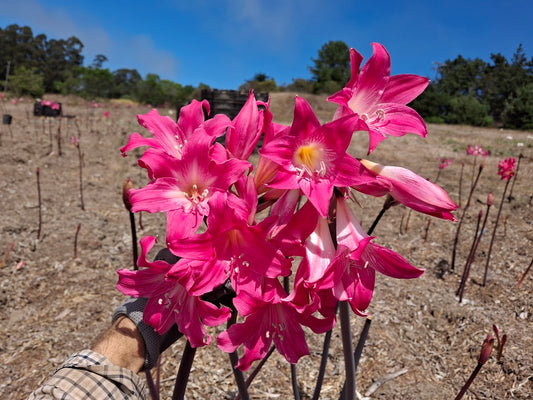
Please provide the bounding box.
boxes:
[112,248,183,370]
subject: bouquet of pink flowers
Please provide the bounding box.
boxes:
[118,43,457,398]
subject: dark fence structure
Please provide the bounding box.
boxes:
[33,101,62,117]
[199,89,269,120]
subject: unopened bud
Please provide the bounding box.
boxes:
[122,178,134,211]
[478,334,494,365]
[478,209,483,218]
[487,193,493,206]
[479,160,485,170]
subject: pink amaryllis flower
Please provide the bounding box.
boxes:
[121,101,230,160]
[128,135,249,238]
[332,197,424,314]
[168,191,292,295]
[225,91,265,160]
[217,281,333,370]
[439,158,452,170]
[259,96,371,217]
[497,157,516,181]
[328,43,429,153]
[116,236,231,347]
[353,159,458,221]
[466,145,489,157]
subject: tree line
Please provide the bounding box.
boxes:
[1,24,532,129]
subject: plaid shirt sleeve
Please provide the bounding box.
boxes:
[27,349,147,400]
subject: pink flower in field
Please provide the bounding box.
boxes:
[11,98,18,105]
[259,96,371,217]
[217,281,333,370]
[116,236,231,347]
[497,157,516,181]
[353,159,458,220]
[70,136,79,146]
[438,158,452,170]
[328,43,429,153]
[50,102,60,110]
[103,111,110,119]
[466,145,489,157]
[92,101,99,108]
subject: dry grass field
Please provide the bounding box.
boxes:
[1,93,532,399]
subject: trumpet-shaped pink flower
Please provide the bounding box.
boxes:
[217,281,333,370]
[120,102,230,160]
[128,135,249,238]
[259,97,371,217]
[225,91,265,160]
[168,192,292,295]
[116,236,231,347]
[333,197,424,314]
[328,43,429,153]
[354,159,458,221]
[497,157,516,181]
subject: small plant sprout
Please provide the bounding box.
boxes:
[492,324,508,362]
[73,223,81,259]
[71,136,85,211]
[516,257,533,289]
[0,242,15,268]
[454,333,494,400]
[36,167,42,240]
[483,157,516,286]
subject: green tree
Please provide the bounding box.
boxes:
[111,68,142,98]
[502,83,533,130]
[284,78,314,93]
[309,40,350,94]
[9,65,44,97]
[239,73,278,93]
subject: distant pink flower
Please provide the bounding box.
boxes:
[11,99,18,105]
[497,157,516,181]
[92,101,99,108]
[50,102,60,110]
[70,136,79,146]
[328,43,429,153]
[466,145,489,157]
[259,97,371,217]
[103,111,110,119]
[438,158,452,170]
[353,159,458,220]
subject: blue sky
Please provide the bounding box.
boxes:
[1,0,532,89]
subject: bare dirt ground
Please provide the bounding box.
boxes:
[0,93,532,399]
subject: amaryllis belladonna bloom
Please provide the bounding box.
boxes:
[353,159,458,221]
[328,42,429,153]
[260,96,372,217]
[497,157,516,181]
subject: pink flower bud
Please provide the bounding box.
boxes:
[122,178,134,211]
[478,334,494,365]
[487,193,493,206]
